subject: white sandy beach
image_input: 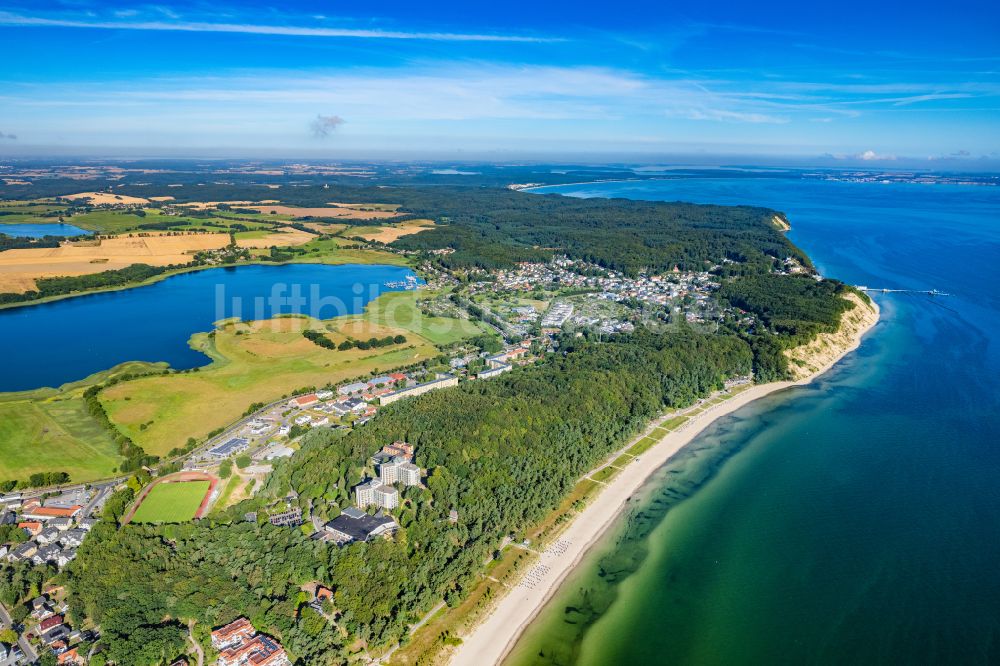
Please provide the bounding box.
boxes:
[450,296,880,666]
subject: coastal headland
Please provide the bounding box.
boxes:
[448,294,880,666]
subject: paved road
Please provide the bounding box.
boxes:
[0,601,37,665]
[80,482,117,517]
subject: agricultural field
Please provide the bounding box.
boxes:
[130,480,211,523]
[100,295,471,454]
[300,221,348,235]
[349,218,435,243]
[361,290,489,345]
[66,209,153,234]
[99,291,484,456]
[56,191,150,206]
[0,397,121,483]
[0,201,71,224]
[0,231,230,292]
[245,203,400,219]
[283,237,412,266]
[0,361,167,483]
[233,226,316,248]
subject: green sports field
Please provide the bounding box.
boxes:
[130,480,210,523]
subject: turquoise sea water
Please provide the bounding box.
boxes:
[0,222,92,237]
[509,177,1000,665]
[0,263,417,392]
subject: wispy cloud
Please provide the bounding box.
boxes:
[0,131,16,140]
[673,107,789,124]
[0,10,555,42]
[891,93,974,106]
[4,63,994,132]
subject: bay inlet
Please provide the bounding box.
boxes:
[0,263,419,392]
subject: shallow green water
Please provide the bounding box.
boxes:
[509,177,1000,665]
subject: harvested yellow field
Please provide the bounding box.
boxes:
[248,204,399,219]
[327,202,400,212]
[234,226,316,248]
[57,192,150,205]
[0,275,42,292]
[0,232,229,293]
[175,200,279,210]
[301,222,348,234]
[352,219,435,243]
[148,196,175,202]
[332,319,404,341]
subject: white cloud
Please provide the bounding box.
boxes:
[858,149,896,161]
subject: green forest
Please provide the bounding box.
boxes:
[718,274,859,380]
[62,329,753,664]
[0,171,865,664]
[6,176,801,278]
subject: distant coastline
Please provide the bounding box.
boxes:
[449,295,880,666]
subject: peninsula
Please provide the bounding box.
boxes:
[0,162,880,666]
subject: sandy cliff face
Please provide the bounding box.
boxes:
[784,292,879,381]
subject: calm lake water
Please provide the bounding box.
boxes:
[1,222,92,237]
[0,263,417,392]
[510,177,1000,665]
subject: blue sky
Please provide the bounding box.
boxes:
[1,0,998,164]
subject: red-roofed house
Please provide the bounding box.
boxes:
[58,647,82,665]
[39,614,64,632]
[211,617,256,651]
[288,394,319,409]
[23,506,82,521]
[18,521,42,536]
[212,617,290,666]
[218,635,289,666]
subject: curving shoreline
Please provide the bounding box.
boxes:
[449,296,880,666]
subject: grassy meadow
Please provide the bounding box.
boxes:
[363,291,488,346]
[100,291,481,456]
[0,196,473,480]
[0,361,167,484]
[0,398,120,482]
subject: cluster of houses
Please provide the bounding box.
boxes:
[211,617,290,666]
[26,592,91,664]
[476,344,532,379]
[1,491,99,570]
[378,374,458,406]
[287,375,410,426]
[541,301,574,328]
[467,255,724,330]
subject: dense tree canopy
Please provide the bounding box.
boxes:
[64,329,752,664]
